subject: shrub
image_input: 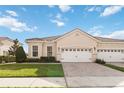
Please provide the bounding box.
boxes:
[4,56,16,63]
[40,57,56,62]
[95,59,106,64]
[0,56,3,63]
[0,56,16,63]
[15,46,27,63]
[25,58,40,62]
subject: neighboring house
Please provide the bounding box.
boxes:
[0,37,14,56]
[26,28,124,62]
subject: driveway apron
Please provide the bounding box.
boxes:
[62,62,124,88]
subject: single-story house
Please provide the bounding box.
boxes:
[26,28,124,62]
[0,37,14,56]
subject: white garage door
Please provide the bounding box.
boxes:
[60,48,92,62]
[97,49,124,62]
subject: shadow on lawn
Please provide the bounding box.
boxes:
[0,64,64,77]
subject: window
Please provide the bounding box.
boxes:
[85,49,87,51]
[111,50,113,52]
[61,48,64,52]
[114,50,117,52]
[47,46,52,57]
[101,50,103,52]
[65,49,68,51]
[3,51,8,56]
[70,49,72,51]
[73,49,76,51]
[97,50,99,52]
[121,50,124,52]
[104,50,106,52]
[77,49,80,51]
[89,49,91,52]
[32,46,38,57]
[81,49,83,51]
[58,47,60,51]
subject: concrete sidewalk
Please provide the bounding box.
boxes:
[0,77,66,88]
[1,77,124,88]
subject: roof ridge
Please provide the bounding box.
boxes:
[94,36,124,40]
[26,29,124,42]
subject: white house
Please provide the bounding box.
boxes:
[26,28,124,62]
[0,37,14,56]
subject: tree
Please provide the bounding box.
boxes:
[8,39,19,56]
[15,46,27,63]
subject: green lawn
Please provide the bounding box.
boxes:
[0,64,64,77]
[104,64,124,72]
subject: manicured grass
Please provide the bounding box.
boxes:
[0,63,64,77]
[104,64,124,72]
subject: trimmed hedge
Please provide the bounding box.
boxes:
[25,57,59,63]
[95,59,106,64]
[40,57,56,62]
[0,56,60,63]
[0,56,3,63]
[25,58,40,62]
[0,56,16,63]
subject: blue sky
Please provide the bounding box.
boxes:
[0,5,124,52]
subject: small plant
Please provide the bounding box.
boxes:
[95,59,106,64]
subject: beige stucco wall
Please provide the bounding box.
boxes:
[57,31,97,48]
[97,43,124,49]
[0,40,14,56]
[27,42,42,58]
[56,30,98,61]
[26,30,124,62]
[42,41,56,57]
[27,41,57,58]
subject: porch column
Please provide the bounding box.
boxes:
[92,46,97,62]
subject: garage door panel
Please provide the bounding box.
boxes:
[97,51,124,62]
[61,49,92,62]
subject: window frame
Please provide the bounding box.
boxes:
[47,46,52,57]
[32,45,38,57]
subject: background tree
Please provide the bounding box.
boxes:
[15,46,27,63]
[8,39,19,56]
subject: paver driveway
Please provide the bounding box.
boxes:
[62,62,124,87]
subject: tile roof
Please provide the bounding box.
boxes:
[94,36,124,42]
[0,37,13,41]
[26,35,124,42]
[26,35,62,41]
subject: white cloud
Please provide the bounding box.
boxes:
[0,16,37,32]
[88,6,101,12]
[22,7,27,12]
[6,10,18,17]
[58,5,72,13]
[102,30,124,39]
[100,6,124,17]
[88,7,95,12]
[48,5,55,8]
[56,13,62,20]
[89,25,124,39]
[50,13,66,27]
[89,26,103,36]
[51,19,65,27]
